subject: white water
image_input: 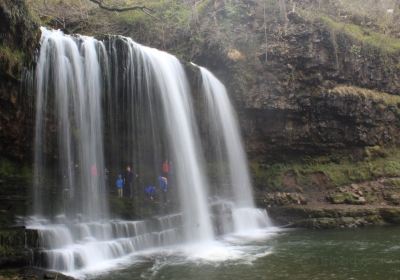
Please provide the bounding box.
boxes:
[34,28,108,220]
[198,66,272,233]
[138,46,214,242]
[30,28,273,277]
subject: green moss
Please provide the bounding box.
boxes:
[318,15,400,54]
[329,86,400,106]
[0,159,16,178]
[250,162,287,191]
[109,196,133,219]
[0,43,25,75]
[113,0,191,28]
[0,158,32,181]
[385,178,400,188]
[109,194,160,220]
[196,0,212,15]
[252,147,400,191]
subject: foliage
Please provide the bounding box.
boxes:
[318,15,400,54]
[349,44,361,57]
[329,86,400,106]
[195,0,212,15]
[251,147,400,192]
[385,178,400,189]
[0,158,32,181]
[0,43,25,77]
[336,0,398,34]
[0,158,16,178]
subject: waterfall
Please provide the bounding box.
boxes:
[34,28,108,220]
[127,42,214,242]
[198,66,271,233]
[30,27,271,276]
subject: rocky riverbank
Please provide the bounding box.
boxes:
[0,267,75,280]
[260,177,400,229]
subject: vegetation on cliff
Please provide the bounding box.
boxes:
[252,146,400,191]
[316,15,400,54]
[0,0,39,79]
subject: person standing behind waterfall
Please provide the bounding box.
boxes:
[124,166,134,198]
[90,164,98,177]
[116,174,124,198]
[158,175,168,207]
[158,176,168,193]
[162,160,170,177]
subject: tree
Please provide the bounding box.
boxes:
[87,0,156,19]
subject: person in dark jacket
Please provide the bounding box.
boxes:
[124,165,137,198]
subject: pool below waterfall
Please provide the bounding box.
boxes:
[80,227,400,280]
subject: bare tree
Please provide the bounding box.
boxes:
[278,0,288,22]
[87,0,158,19]
[29,0,91,31]
[263,0,268,62]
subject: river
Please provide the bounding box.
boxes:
[89,226,400,280]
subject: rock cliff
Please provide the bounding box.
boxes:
[1,0,400,229]
[0,0,38,161]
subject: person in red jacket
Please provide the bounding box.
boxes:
[162,160,170,177]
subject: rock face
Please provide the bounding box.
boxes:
[0,0,38,230]
[1,0,400,229]
[2,1,400,163]
[0,227,38,268]
[235,16,400,159]
[21,0,400,162]
[268,205,400,229]
[262,177,400,228]
[0,0,39,161]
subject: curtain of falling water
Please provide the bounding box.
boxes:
[103,36,214,241]
[34,28,213,241]
[198,66,271,233]
[34,29,108,221]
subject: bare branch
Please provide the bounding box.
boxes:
[87,0,157,19]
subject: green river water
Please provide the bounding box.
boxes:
[94,227,400,280]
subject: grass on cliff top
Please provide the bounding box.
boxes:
[300,8,400,54]
[329,85,400,106]
[252,146,400,191]
[319,15,400,54]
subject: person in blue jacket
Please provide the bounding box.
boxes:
[145,185,156,200]
[116,174,124,198]
[158,176,168,192]
[158,176,168,205]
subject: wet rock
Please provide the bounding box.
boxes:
[262,192,307,207]
[327,184,369,205]
[18,267,76,280]
[268,205,392,229]
[383,193,400,205]
[380,208,400,224]
[0,227,38,268]
[0,0,40,161]
[239,11,400,160]
[327,192,367,205]
[44,272,58,279]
